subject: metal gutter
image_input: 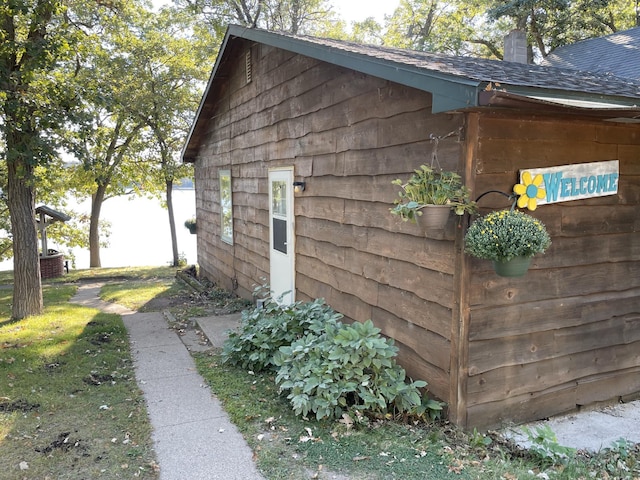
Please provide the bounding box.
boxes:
[483,84,640,110]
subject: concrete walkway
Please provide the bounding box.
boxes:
[71,283,264,480]
[506,399,640,452]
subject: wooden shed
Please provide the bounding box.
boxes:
[182,25,640,429]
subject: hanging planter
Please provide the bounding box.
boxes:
[390,165,476,235]
[417,204,451,233]
[464,209,551,277]
[184,218,197,234]
[492,255,533,277]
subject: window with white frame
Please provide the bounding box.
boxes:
[219,169,233,244]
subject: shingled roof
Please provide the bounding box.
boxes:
[183,25,640,162]
[286,30,640,99]
[542,27,640,81]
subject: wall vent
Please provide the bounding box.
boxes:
[245,50,252,84]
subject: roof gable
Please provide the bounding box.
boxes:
[182,25,640,162]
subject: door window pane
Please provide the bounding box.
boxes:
[272,180,287,217]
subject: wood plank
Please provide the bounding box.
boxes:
[560,205,637,235]
[308,139,461,178]
[342,139,461,176]
[365,227,456,274]
[466,341,640,406]
[449,111,479,428]
[371,306,451,373]
[470,261,640,307]
[297,254,380,307]
[297,195,459,242]
[469,287,640,341]
[376,284,452,340]
[466,366,640,429]
[619,145,640,174]
[466,382,579,430]
[296,236,346,272]
[476,139,617,174]
[377,110,462,149]
[479,115,598,142]
[296,82,422,136]
[296,217,370,251]
[298,173,410,202]
[596,122,640,146]
[298,273,375,325]
[618,174,640,204]
[296,198,457,271]
[334,118,380,152]
[395,342,450,403]
[534,232,640,269]
[468,314,640,374]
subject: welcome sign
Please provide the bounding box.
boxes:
[520,160,619,206]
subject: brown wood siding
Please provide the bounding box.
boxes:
[193,41,466,404]
[466,113,640,429]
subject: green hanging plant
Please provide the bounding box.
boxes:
[464,209,551,262]
[390,165,477,222]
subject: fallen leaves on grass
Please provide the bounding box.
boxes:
[300,427,323,443]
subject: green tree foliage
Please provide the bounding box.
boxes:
[0,0,86,318]
[383,0,499,56]
[64,3,208,268]
[128,7,213,266]
[67,4,151,268]
[350,17,385,45]
[178,0,336,34]
[381,0,637,60]
[486,0,638,58]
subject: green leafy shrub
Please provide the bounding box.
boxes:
[522,425,576,466]
[273,319,427,421]
[222,297,343,372]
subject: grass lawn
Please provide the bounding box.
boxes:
[2,267,638,480]
[0,268,169,479]
[193,350,640,480]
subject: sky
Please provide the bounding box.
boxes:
[330,0,400,24]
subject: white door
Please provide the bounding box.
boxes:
[269,168,295,304]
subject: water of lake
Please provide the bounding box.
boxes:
[0,189,198,271]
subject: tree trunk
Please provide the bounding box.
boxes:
[166,179,180,267]
[7,158,43,319]
[89,184,107,268]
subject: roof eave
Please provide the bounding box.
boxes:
[479,89,640,118]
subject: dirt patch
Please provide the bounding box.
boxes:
[35,432,86,455]
[83,373,115,386]
[89,332,112,345]
[1,341,31,349]
[141,295,187,310]
[44,361,65,371]
[86,320,106,327]
[0,399,40,413]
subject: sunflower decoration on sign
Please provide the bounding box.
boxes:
[514,171,546,211]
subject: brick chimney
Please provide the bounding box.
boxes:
[504,30,528,63]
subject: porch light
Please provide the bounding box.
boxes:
[293,181,306,193]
